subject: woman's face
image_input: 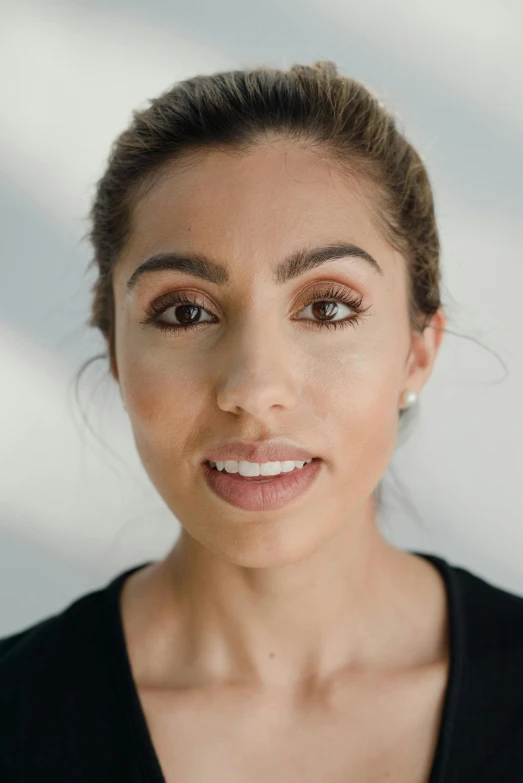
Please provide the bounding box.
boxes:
[111,141,443,566]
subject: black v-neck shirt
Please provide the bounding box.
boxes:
[1,551,523,782]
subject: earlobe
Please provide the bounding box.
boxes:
[400,389,418,410]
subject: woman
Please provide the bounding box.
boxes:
[1,60,522,782]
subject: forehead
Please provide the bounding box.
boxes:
[119,142,399,282]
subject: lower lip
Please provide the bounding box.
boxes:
[201,459,323,511]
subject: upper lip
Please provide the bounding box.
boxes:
[203,440,319,464]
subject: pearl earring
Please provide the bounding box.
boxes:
[401,390,418,409]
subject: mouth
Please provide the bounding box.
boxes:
[201,456,323,511]
[204,457,321,482]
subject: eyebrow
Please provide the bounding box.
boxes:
[125,241,384,292]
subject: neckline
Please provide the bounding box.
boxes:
[104,550,463,783]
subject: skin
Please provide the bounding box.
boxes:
[109,140,448,768]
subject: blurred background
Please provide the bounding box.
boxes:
[0,0,522,636]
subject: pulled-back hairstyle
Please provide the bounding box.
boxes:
[81,58,451,518]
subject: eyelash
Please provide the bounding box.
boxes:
[140,283,372,334]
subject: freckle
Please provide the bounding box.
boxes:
[269,652,275,658]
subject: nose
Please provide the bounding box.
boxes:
[214,325,298,417]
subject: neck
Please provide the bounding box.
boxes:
[138,512,423,693]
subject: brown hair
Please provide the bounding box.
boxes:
[79,59,454,518]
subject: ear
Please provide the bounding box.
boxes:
[110,355,119,383]
[109,349,126,410]
[403,307,446,395]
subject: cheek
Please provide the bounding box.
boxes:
[320,348,402,488]
[318,333,401,416]
[119,349,204,454]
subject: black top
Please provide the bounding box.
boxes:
[1,551,523,782]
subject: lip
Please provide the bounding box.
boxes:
[201,458,323,511]
[202,439,318,465]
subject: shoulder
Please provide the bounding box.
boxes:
[0,582,109,680]
[0,564,153,779]
[419,551,523,658]
[0,582,111,769]
[449,559,523,650]
[441,558,523,777]
[0,562,149,699]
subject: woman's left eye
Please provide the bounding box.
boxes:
[139,284,372,334]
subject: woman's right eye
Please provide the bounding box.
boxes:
[140,292,215,333]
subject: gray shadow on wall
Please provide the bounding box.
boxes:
[0,175,94,367]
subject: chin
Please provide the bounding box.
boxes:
[190,519,332,569]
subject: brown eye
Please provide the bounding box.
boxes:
[166,304,208,326]
[140,284,371,334]
[141,291,215,333]
[297,283,371,331]
[302,300,343,322]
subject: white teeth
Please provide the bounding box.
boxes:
[209,458,313,476]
